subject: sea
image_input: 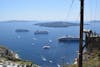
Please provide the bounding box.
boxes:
[0,21,100,67]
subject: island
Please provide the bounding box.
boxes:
[34,21,79,28]
[89,20,100,23]
[0,20,37,23]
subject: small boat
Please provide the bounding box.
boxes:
[49,40,52,42]
[15,29,29,32]
[74,58,78,64]
[34,30,48,35]
[58,35,79,42]
[83,29,92,33]
[57,64,61,67]
[41,56,47,61]
[49,60,53,63]
[42,45,51,49]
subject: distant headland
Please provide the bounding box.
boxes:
[90,20,100,23]
[0,20,37,23]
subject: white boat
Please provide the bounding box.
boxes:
[42,45,51,49]
[57,64,61,67]
[49,40,52,42]
[49,60,53,63]
[42,57,46,61]
[74,58,78,64]
[41,56,47,61]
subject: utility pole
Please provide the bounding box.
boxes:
[78,0,84,67]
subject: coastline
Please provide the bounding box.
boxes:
[0,45,39,67]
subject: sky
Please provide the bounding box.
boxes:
[0,0,100,21]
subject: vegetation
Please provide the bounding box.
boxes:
[63,50,100,67]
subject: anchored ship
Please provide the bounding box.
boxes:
[15,29,29,32]
[58,35,80,42]
[34,30,48,35]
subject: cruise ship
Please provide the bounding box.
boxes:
[15,29,29,32]
[58,35,80,42]
[34,30,48,35]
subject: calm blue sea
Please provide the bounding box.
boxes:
[0,21,100,67]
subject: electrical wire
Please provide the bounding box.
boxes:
[66,0,75,20]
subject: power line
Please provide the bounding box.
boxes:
[66,0,75,20]
[94,0,98,20]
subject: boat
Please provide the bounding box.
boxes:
[74,58,78,64]
[15,29,29,32]
[49,40,52,42]
[83,29,92,33]
[49,60,53,63]
[41,56,47,61]
[57,64,61,67]
[34,30,48,35]
[42,45,51,49]
[58,35,79,42]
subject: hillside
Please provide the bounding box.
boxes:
[0,45,39,67]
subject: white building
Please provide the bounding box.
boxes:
[0,61,26,67]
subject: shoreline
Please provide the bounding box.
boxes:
[0,45,39,67]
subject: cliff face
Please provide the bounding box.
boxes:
[0,46,39,67]
[0,46,15,57]
[0,46,20,62]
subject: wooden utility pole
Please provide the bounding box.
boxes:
[78,0,84,67]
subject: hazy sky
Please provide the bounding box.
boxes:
[0,0,100,21]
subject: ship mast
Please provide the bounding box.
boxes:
[78,0,84,67]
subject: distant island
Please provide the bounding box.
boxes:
[34,21,79,28]
[0,20,37,23]
[90,20,100,23]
